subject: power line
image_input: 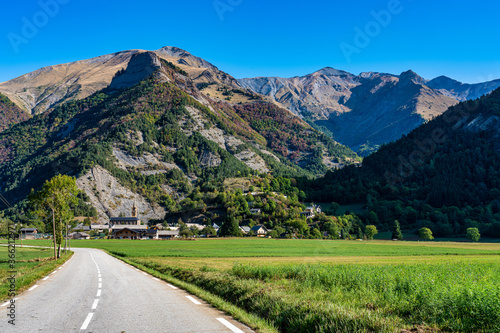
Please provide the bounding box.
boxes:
[0,193,11,208]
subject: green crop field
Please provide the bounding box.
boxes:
[0,245,72,301]
[12,239,500,332]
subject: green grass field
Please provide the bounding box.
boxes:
[0,245,72,301]
[12,239,500,332]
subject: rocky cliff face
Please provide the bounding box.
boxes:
[109,52,164,90]
[76,166,166,224]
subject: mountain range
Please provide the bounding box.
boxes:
[239,69,500,155]
[2,46,499,157]
[0,50,356,222]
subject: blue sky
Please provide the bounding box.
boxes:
[0,0,498,83]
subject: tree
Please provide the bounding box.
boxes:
[466,227,480,242]
[356,227,363,239]
[178,222,192,238]
[29,175,79,259]
[329,202,340,214]
[286,219,309,235]
[311,228,323,239]
[201,225,217,237]
[220,216,243,237]
[419,227,434,241]
[391,220,403,240]
[365,225,378,240]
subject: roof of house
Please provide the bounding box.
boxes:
[20,228,37,232]
[110,217,140,221]
[69,232,90,237]
[111,225,145,230]
[186,223,205,231]
[250,225,267,232]
[90,224,110,229]
[158,230,180,236]
[72,223,91,231]
[240,226,251,232]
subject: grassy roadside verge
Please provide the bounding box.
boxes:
[0,246,73,302]
[106,251,278,333]
[119,257,500,333]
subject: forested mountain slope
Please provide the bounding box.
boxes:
[0,51,357,223]
[301,88,500,237]
[0,93,30,132]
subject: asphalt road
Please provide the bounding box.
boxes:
[0,247,253,333]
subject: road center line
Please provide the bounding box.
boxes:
[186,296,201,305]
[96,289,102,297]
[28,285,38,291]
[216,318,245,333]
[166,283,178,290]
[80,313,94,330]
[91,299,99,310]
[98,283,102,288]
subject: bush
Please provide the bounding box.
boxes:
[466,227,481,242]
[419,227,434,240]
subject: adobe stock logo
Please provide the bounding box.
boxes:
[7,0,70,54]
[340,0,404,63]
[213,0,243,21]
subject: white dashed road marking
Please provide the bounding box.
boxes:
[80,313,94,330]
[186,296,201,305]
[91,299,99,310]
[28,285,38,291]
[166,283,178,290]
[216,318,245,333]
[80,251,101,330]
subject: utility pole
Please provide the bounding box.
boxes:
[64,220,68,255]
[52,207,57,260]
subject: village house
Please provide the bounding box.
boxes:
[72,223,91,232]
[250,208,262,214]
[240,226,251,234]
[111,226,157,240]
[20,228,38,240]
[157,230,180,239]
[90,223,110,233]
[69,231,90,240]
[300,204,322,219]
[250,225,268,237]
[185,223,205,231]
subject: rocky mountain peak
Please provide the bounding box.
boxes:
[315,67,354,78]
[427,75,463,90]
[399,70,427,85]
[109,51,162,90]
[156,46,217,70]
